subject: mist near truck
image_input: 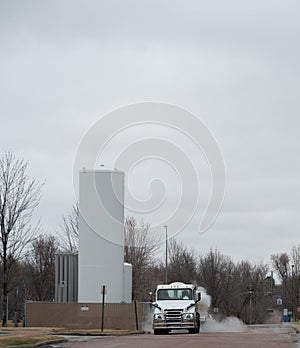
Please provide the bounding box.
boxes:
[201,317,245,333]
[198,287,245,333]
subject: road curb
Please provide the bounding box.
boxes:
[51,330,146,336]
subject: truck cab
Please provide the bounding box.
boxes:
[152,282,202,334]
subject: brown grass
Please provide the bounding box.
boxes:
[0,334,63,347]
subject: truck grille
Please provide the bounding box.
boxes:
[165,309,183,323]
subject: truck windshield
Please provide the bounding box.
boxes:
[157,288,192,300]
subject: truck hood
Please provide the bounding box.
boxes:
[154,300,195,311]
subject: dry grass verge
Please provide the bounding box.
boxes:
[0,334,64,347]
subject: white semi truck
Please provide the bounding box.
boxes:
[152,282,205,334]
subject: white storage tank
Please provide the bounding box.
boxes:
[78,168,125,303]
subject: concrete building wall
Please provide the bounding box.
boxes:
[78,169,125,303]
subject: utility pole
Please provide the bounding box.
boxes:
[292,264,295,321]
[249,290,253,325]
[164,225,168,284]
[101,285,106,332]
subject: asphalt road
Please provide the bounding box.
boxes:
[53,325,300,348]
[53,325,299,348]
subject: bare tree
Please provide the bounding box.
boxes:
[124,216,160,300]
[229,261,269,324]
[24,234,58,301]
[58,204,79,253]
[167,239,197,283]
[0,151,42,326]
[1,259,25,324]
[290,245,300,321]
[197,249,270,324]
[272,246,300,320]
[290,245,300,274]
[271,252,292,309]
[197,249,234,311]
[271,252,290,282]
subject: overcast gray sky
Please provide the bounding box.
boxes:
[1,0,299,265]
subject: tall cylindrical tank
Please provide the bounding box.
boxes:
[78,168,124,303]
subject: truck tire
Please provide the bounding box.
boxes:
[196,314,200,333]
[154,329,169,335]
[188,328,197,334]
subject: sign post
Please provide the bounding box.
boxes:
[101,285,106,332]
[134,300,139,330]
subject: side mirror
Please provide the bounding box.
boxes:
[152,302,162,311]
[197,292,201,302]
[149,292,153,302]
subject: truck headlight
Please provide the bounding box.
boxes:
[182,313,194,320]
[154,313,165,320]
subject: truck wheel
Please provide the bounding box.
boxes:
[195,313,200,333]
[188,328,197,334]
[154,329,166,335]
[154,329,169,335]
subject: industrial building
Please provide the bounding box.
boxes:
[55,167,132,304]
